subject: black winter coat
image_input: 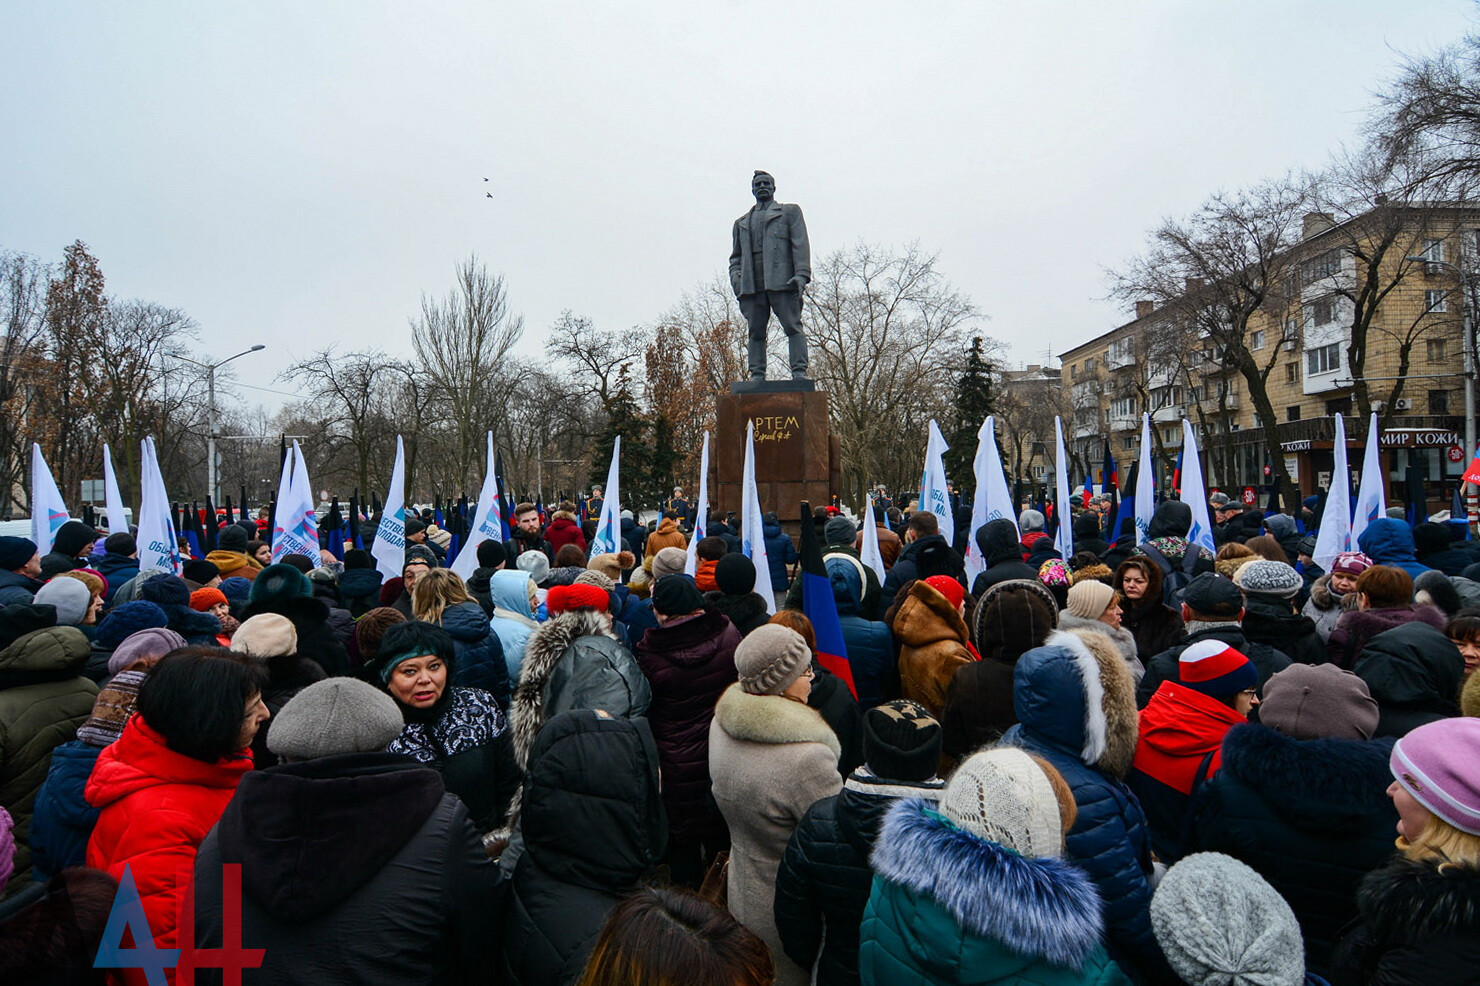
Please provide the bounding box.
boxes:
[633,608,739,841]
[808,664,865,778]
[1138,623,1291,708]
[703,590,770,637]
[499,711,666,986]
[193,752,500,986]
[1353,622,1464,738]
[336,568,383,619]
[250,654,327,769]
[438,601,511,709]
[882,534,965,608]
[1240,594,1326,666]
[241,595,351,677]
[1330,857,1480,986]
[1190,723,1398,976]
[968,519,1037,599]
[774,772,946,986]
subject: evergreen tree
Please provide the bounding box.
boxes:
[591,363,659,512]
[942,336,995,491]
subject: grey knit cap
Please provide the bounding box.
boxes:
[267,678,406,761]
[734,623,812,695]
[823,516,856,546]
[1151,853,1305,986]
[1233,560,1302,598]
[651,546,688,581]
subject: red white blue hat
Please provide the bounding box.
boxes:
[1177,639,1257,698]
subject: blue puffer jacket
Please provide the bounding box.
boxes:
[438,601,511,709]
[1357,519,1432,581]
[613,584,657,652]
[764,519,799,591]
[28,739,103,881]
[488,570,539,682]
[92,554,141,606]
[826,556,896,709]
[1001,630,1166,984]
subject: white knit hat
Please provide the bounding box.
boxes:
[940,747,1062,859]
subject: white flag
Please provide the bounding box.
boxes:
[684,432,711,577]
[962,416,1019,582]
[372,436,407,582]
[452,432,503,580]
[1053,417,1075,559]
[917,419,954,536]
[1351,412,1386,548]
[102,444,127,536]
[740,421,776,614]
[591,436,622,555]
[1135,414,1155,545]
[1180,419,1217,556]
[272,442,319,563]
[136,437,180,575]
[859,492,887,585]
[30,443,71,557]
[1312,413,1352,570]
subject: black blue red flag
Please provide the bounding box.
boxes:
[798,501,857,698]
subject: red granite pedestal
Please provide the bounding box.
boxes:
[713,384,840,528]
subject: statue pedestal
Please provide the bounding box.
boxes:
[714,382,838,528]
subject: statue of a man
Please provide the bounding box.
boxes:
[729,171,811,381]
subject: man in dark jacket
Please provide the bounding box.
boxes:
[783,516,883,619]
[0,537,43,607]
[1138,574,1291,707]
[762,513,799,594]
[463,539,505,617]
[504,504,554,565]
[337,548,385,618]
[40,521,100,579]
[704,554,771,637]
[193,677,501,985]
[825,557,894,709]
[1353,622,1464,737]
[1072,510,1110,559]
[498,710,666,985]
[1413,521,1474,576]
[1190,664,1397,977]
[881,512,965,608]
[775,701,946,986]
[968,518,1036,598]
[93,533,141,606]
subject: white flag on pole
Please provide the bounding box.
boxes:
[30,443,70,557]
[1351,412,1386,548]
[103,444,127,536]
[591,437,622,555]
[1180,419,1217,556]
[740,421,775,614]
[918,420,954,537]
[1312,413,1352,570]
[1053,417,1075,559]
[684,432,711,577]
[452,432,503,580]
[271,442,319,563]
[137,437,180,574]
[372,436,407,582]
[963,416,1018,581]
[859,492,887,585]
[1135,414,1155,545]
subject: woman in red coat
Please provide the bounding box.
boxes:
[85,647,269,984]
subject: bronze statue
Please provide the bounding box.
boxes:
[729,171,811,380]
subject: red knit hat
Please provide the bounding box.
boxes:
[1177,638,1257,698]
[189,587,228,612]
[546,583,610,615]
[923,575,965,610]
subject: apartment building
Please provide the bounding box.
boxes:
[1060,204,1473,510]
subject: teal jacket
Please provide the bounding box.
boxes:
[859,799,1130,986]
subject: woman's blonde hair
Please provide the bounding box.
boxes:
[411,568,473,625]
[1398,810,1480,871]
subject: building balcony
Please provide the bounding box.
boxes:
[1195,392,1239,413]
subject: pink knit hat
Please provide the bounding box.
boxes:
[1390,717,1480,835]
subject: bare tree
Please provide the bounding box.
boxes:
[282,348,404,496]
[0,252,50,515]
[411,256,524,489]
[549,311,644,408]
[1372,32,1480,192]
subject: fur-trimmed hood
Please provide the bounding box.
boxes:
[1356,856,1480,944]
[712,682,842,759]
[511,608,617,768]
[1307,573,1359,614]
[870,798,1105,969]
[1010,628,1138,778]
[1218,723,1394,835]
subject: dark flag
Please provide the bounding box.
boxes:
[324,497,346,560]
[203,497,218,552]
[798,501,857,698]
[1110,460,1139,544]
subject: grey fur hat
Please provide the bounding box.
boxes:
[1151,853,1305,986]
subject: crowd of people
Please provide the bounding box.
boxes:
[0,488,1478,985]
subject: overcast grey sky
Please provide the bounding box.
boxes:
[2,1,1475,408]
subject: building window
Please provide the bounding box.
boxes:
[1190,385,1204,403]
[1282,318,1299,348]
[1428,338,1448,362]
[1163,427,1177,445]
[1250,329,1266,350]
[1306,342,1340,375]
[1303,249,1342,284]
[1123,436,1135,450]
[1421,238,1445,263]
[1084,357,1097,373]
[1429,389,1451,415]
[1285,363,1298,383]
[1426,289,1448,313]
[1111,396,1136,418]
[1286,406,1302,422]
[1308,296,1336,325]
[1070,363,1078,379]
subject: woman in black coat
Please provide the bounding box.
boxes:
[1113,557,1184,663]
[498,709,666,986]
[240,564,351,677]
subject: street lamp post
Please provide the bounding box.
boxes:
[170,345,266,504]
